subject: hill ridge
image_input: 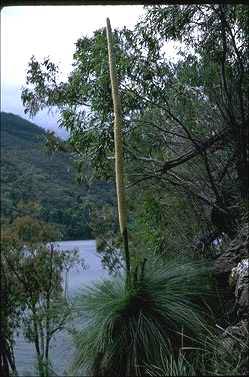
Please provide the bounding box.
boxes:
[1,112,113,240]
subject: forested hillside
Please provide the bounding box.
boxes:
[1,112,113,240]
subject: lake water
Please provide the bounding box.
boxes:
[14,240,110,376]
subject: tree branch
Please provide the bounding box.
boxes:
[160,128,228,174]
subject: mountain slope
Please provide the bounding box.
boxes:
[1,112,113,240]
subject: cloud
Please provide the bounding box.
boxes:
[1,5,144,137]
[1,85,68,139]
[1,5,144,86]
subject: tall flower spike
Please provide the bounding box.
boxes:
[106,18,130,288]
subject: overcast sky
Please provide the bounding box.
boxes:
[1,5,146,136]
[1,5,178,138]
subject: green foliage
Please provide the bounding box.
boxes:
[20,5,249,249]
[1,260,21,376]
[144,352,196,376]
[144,327,249,376]
[18,5,249,270]
[201,325,249,375]
[1,6,247,376]
[72,259,212,376]
[1,111,114,240]
[1,218,86,377]
[128,187,205,262]
[12,215,58,243]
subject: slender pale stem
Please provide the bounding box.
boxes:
[106,17,131,289]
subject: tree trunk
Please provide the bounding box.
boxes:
[236,124,249,201]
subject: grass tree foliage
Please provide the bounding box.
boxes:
[72,259,213,376]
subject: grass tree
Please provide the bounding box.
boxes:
[72,259,213,376]
[71,18,214,377]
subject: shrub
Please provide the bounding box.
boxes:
[71,258,212,376]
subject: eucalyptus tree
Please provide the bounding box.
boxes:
[1,217,85,377]
[21,4,248,245]
[0,260,20,377]
[141,4,248,198]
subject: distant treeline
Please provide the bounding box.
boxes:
[1,112,113,240]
